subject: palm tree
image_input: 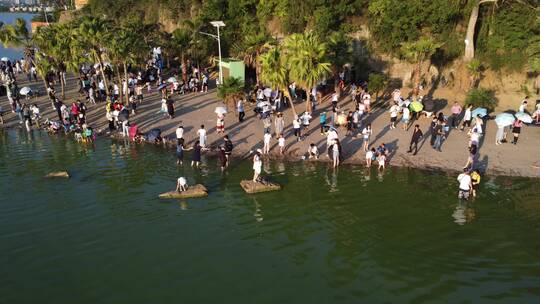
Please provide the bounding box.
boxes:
[33,52,54,92]
[217,77,244,109]
[327,31,352,90]
[171,28,191,83]
[259,46,297,116]
[284,31,331,113]
[232,32,274,86]
[401,37,442,96]
[0,18,33,62]
[107,26,141,104]
[466,59,482,89]
[77,17,111,96]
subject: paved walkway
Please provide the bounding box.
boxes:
[2,74,539,177]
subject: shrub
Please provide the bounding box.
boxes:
[465,88,498,111]
[368,73,388,98]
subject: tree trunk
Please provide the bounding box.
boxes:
[306,88,312,113]
[42,77,49,94]
[95,49,110,97]
[60,75,65,99]
[115,64,123,103]
[464,0,497,62]
[282,86,297,117]
[255,51,261,86]
[123,62,129,104]
[181,53,188,83]
[412,61,422,96]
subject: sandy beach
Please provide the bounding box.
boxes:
[2,74,539,178]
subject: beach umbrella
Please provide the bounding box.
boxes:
[118,108,129,121]
[472,107,488,118]
[423,99,435,112]
[409,101,423,112]
[214,106,227,115]
[1,57,9,62]
[156,83,168,90]
[495,113,515,127]
[147,128,161,142]
[167,77,177,83]
[515,112,533,124]
[263,88,272,98]
[19,87,32,96]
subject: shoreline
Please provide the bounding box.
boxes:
[2,123,538,179]
[1,73,540,179]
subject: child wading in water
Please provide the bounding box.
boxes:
[278,135,285,154]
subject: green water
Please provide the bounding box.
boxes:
[1,130,540,303]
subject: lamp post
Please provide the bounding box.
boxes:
[199,21,226,85]
[210,21,225,85]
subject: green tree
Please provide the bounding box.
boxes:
[465,88,498,111]
[232,32,274,86]
[284,31,331,113]
[259,46,296,116]
[171,28,192,83]
[466,59,483,89]
[77,16,112,96]
[217,76,244,109]
[401,37,442,96]
[0,18,33,62]
[367,73,389,100]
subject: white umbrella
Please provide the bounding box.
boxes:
[19,87,32,96]
[215,106,227,115]
[263,88,272,98]
[167,77,177,83]
[515,112,533,124]
[495,113,515,127]
[1,57,9,62]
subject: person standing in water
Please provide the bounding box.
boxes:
[191,140,205,167]
[263,131,272,154]
[457,169,472,200]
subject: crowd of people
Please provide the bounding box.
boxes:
[2,50,538,200]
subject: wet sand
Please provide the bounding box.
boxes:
[2,74,539,178]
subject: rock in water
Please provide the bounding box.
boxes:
[158,184,208,199]
[44,171,70,178]
[240,180,281,194]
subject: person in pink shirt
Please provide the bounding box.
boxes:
[449,102,462,129]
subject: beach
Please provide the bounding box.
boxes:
[1,74,539,178]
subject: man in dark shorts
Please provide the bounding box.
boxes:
[223,135,233,161]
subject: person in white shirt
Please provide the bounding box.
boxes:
[263,132,272,154]
[278,135,285,154]
[518,100,527,113]
[326,128,338,147]
[401,106,410,130]
[300,112,311,130]
[389,103,399,129]
[252,149,263,182]
[460,104,473,131]
[176,177,188,192]
[362,124,372,152]
[197,125,207,147]
[457,170,472,200]
[292,116,301,141]
[365,147,375,167]
[363,93,371,113]
[176,125,184,145]
[237,99,245,122]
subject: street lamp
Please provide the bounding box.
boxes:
[199,21,225,85]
